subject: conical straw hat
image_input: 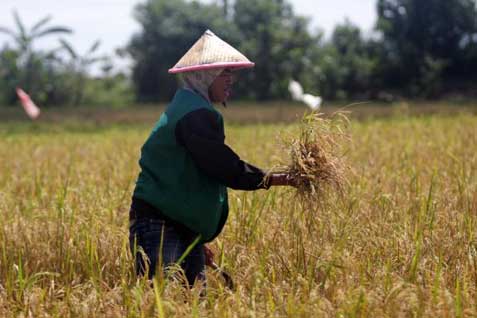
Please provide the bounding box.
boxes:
[168,30,254,74]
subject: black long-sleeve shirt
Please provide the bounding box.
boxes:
[175,108,268,190]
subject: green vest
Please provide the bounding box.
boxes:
[133,89,228,242]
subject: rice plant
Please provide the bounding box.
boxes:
[0,107,476,317]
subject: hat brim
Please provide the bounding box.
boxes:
[168,61,254,74]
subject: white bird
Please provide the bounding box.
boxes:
[288,80,322,111]
[302,94,322,111]
[288,80,303,101]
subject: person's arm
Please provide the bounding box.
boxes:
[175,108,268,190]
[266,173,298,187]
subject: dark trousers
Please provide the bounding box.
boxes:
[129,215,205,286]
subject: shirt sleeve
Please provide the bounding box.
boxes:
[175,108,269,190]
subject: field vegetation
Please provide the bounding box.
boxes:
[0,104,476,317]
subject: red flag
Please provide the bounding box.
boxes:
[16,88,40,120]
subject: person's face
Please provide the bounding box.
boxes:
[209,69,234,103]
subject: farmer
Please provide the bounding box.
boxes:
[129,30,295,286]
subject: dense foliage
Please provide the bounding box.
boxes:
[375,0,477,97]
[0,11,132,107]
[1,0,477,106]
[128,0,477,101]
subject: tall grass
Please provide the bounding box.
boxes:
[0,110,476,317]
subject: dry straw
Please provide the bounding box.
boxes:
[275,111,350,201]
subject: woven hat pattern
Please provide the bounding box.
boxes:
[169,30,254,73]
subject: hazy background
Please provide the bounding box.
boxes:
[1,0,476,107]
[0,0,376,74]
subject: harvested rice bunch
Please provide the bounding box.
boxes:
[280,112,350,199]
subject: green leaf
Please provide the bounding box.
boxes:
[33,26,72,39]
[30,15,52,33]
[87,40,101,55]
[59,38,77,59]
[12,10,26,42]
[84,56,107,66]
[0,26,15,37]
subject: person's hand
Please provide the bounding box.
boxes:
[267,173,298,188]
[204,245,215,267]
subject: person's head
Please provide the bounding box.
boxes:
[169,30,254,104]
[180,68,235,104]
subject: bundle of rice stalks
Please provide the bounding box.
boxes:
[277,111,350,200]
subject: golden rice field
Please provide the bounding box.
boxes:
[0,105,476,317]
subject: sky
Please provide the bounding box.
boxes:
[0,0,377,73]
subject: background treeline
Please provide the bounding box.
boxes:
[0,12,132,107]
[1,0,477,106]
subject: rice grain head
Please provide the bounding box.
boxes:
[275,111,350,202]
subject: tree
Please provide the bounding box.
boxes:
[233,0,314,100]
[59,39,106,105]
[0,11,70,51]
[376,0,477,96]
[0,10,72,103]
[0,46,20,105]
[330,21,375,98]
